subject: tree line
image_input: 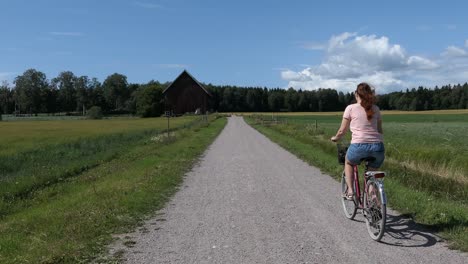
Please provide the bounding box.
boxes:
[378,84,468,111]
[1,69,467,118]
[0,69,166,118]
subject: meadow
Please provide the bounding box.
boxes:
[250,111,468,184]
[0,116,196,155]
[246,110,468,251]
[0,115,227,262]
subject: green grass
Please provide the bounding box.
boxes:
[0,116,226,263]
[0,117,201,217]
[0,116,196,155]
[246,116,468,252]
[251,113,468,185]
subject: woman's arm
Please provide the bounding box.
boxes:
[331,118,350,142]
[377,119,383,134]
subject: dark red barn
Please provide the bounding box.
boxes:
[163,70,211,115]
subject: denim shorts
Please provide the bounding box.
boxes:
[346,142,385,168]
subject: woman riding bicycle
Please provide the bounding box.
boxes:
[331,82,385,200]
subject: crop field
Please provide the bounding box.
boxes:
[246,111,468,250]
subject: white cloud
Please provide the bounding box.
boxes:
[407,56,439,70]
[282,32,468,93]
[49,31,84,37]
[300,41,326,50]
[442,46,467,57]
[283,70,404,94]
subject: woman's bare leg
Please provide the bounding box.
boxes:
[345,158,354,195]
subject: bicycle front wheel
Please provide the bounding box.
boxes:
[341,171,357,219]
[364,180,386,241]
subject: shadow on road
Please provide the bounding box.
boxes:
[380,213,440,248]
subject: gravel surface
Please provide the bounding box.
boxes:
[109,116,467,263]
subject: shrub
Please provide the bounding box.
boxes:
[87,106,103,119]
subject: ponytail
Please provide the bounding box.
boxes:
[356,83,376,121]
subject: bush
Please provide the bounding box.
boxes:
[87,106,103,119]
[135,84,163,117]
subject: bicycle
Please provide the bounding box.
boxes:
[337,142,387,241]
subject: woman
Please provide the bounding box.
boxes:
[331,82,385,199]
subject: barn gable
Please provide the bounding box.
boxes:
[163,70,211,115]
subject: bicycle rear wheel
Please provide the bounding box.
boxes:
[341,171,357,219]
[364,180,386,241]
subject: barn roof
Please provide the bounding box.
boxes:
[163,70,211,96]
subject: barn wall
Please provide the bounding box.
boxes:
[164,73,209,114]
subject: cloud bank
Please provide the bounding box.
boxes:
[283,32,468,94]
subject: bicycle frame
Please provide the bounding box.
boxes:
[352,164,367,209]
[337,141,388,241]
[352,164,387,209]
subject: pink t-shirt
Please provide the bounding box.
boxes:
[343,103,383,144]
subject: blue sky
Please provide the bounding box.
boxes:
[1,0,467,93]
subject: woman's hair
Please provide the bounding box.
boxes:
[356,82,376,121]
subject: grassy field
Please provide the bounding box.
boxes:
[0,116,200,217]
[0,115,227,263]
[236,109,468,116]
[247,111,468,185]
[0,116,196,155]
[245,111,468,251]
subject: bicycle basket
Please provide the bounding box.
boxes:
[337,143,349,165]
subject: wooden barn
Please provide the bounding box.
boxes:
[163,70,211,115]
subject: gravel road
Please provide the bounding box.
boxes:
[110,116,466,263]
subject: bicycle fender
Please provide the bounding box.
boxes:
[378,182,387,205]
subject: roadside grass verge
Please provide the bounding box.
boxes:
[245,117,468,252]
[0,117,227,263]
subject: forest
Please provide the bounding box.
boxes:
[1,69,467,117]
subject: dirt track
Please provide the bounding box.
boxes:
[111,116,466,263]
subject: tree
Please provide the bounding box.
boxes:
[284,88,299,111]
[246,89,256,111]
[409,97,421,111]
[220,88,234,112]
[317,88,339,111]
[102,73,128,111]
[135,82,163,117]
[126,83,141,114]
[75,76,90,114]
[268,90,283,111]
[87,78,105,110]
[43,85,58,114]
[52,71,77,112]
[14,69,49,114]
[0,81,13,114]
